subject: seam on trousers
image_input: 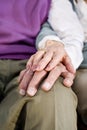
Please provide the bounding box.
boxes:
[5,97,29,130]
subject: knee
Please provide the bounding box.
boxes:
[54,78,77,107]
[26,77,77,113]
[24,78,78,130]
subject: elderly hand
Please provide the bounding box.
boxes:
[26,40,75,74]
[19,40,76,96]
[19,63,75,96]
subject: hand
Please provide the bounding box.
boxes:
[19,63,75,97]
[26,40,75,74]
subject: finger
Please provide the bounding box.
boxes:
[31,50,46,71]
[62,71,75,87]
[42,64,66,91]
[63,56,76,74]
[26,55,34,69]
[36,51,53,71]
[19,69,33,96]
[18,69,27,83]
[45,53,63,71]
[27,70,47,96]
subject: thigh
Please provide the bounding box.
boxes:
[72,69,87,125]
[0,77,78,130]
[0,60,28,130]
[24,78,77,130]
[73,43,87,125]
[0,81,4,102]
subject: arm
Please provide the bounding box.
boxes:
[36,0,84,69]
[36,22,62,49]
[19,0,84,96]
[19,22,75,96]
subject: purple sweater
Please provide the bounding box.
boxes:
[0,0,51,59]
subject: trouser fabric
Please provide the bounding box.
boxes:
[0,60,77,130]
[72,43,87,125]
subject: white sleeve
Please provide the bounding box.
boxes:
[47,0,84,69]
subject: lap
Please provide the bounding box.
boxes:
[0,77,77,130]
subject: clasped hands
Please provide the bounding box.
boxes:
[19,40,76,96]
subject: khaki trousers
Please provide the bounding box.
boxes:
[0,60,77,130]
[72,43,87,125]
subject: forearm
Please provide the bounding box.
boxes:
[48,0,84,69]
[36,22,83,70]
[36,22,62,49]
[36,0,84,70]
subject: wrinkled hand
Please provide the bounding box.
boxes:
[26,40,75,74]
[19,63,75,97]
[19,40,76,96]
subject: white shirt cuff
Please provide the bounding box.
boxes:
[64,45,83,69]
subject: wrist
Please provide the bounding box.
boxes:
[45,40,64,48]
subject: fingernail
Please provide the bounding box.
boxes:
[65,79,72,87]
[19,89,26,96]
[42,82,51,91]
[27,87,37,96]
